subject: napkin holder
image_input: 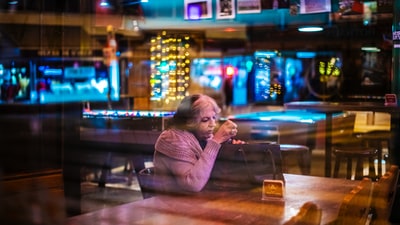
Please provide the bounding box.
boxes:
[262,179,285,201]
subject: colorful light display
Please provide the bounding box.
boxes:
[82,109,175,118]
[150,31,191,109]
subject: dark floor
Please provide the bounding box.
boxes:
[81,181,143,214]
[80,157,143,214]
[79,147,389,214]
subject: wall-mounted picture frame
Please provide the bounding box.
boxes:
[217,0,236,19]
[184,0,212,20]
[237,0,261,14]
[300,0,331,14]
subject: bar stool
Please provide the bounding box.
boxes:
[331,112,379,180]
[250,125,311,175]
[333,145,378,180]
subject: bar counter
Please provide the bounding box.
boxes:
[66,174,358,225]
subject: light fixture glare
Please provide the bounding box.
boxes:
[361,47,381,52]
[296,52,316,58]
[298,26,324,32]
[100,0,110,7]
[255,51,278,58]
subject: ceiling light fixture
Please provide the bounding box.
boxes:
[122,0,148,5]
[298,26,324,32]
[296,52,316,58]
[361,47,381,52]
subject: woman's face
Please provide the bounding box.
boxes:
[193,105,217,141]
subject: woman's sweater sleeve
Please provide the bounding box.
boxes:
[155,129,221,192]
[165,140,221,192]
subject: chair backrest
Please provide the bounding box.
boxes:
[283,201,322,225]
[130,144,157,174]
[137,166,156,199]
[332,112,358,146]
[335,177,373,225]
[371,165,399,225]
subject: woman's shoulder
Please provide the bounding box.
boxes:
[155,128,201,162]
[156,129,200,152]
[159,128,194,141]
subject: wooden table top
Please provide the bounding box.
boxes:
[66,174,358,225]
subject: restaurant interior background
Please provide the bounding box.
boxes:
[1,0,400,221]
[0,0,395,109]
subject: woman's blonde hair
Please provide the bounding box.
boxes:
[171,94,221,129]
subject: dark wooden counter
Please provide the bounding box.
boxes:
[66,174,358,225]
[0,103,82,217]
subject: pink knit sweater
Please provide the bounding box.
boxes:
[153,128,221,193]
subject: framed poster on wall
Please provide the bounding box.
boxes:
[184,0,212,20]
[217,0,236,19]
[300,0,331,14]
[237,0,261,14]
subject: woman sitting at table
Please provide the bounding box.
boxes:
[153,94,239,194]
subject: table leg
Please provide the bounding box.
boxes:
[389,112,400,223]
[325,112,333,177]
[377,141,383,178]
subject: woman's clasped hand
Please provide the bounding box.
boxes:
[212,119,238,144]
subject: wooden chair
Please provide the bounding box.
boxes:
[283,201,322,225]
[332,113,379,180]
[355,131,392,178]
[370,165,399,225]
[335,177,374,225]
[333,146,378,180]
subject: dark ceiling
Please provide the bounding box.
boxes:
[0,0,395,53]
